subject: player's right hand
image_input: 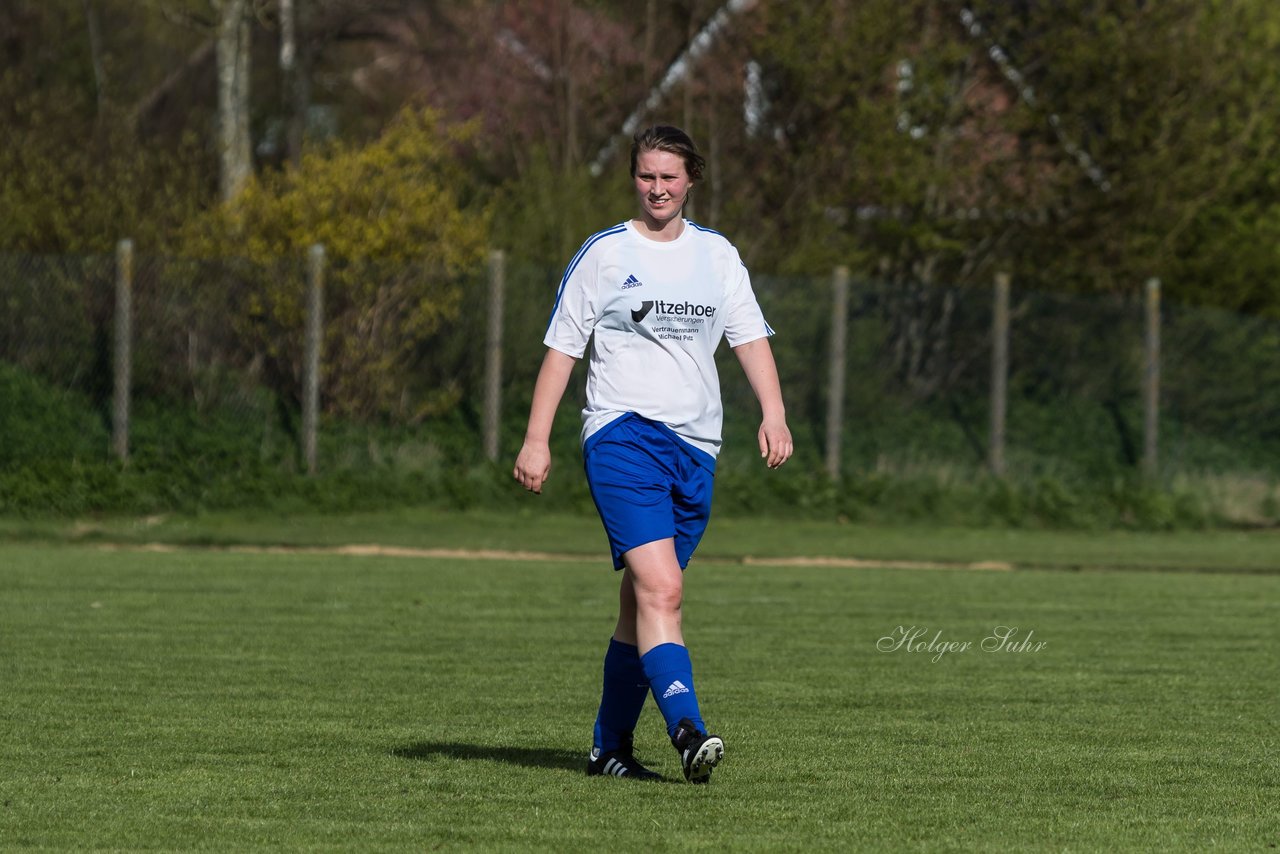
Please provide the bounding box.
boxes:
[513,441,552,494]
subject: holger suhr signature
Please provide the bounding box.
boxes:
[877,625,1047,663]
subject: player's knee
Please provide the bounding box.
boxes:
[634,581,683,616]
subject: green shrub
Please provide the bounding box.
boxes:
[0,363,107,468]
[0,360,1265,530]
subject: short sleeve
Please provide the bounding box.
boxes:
[722,251,773,347]
[543,243,600,358]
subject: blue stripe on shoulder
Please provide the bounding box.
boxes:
[546,224,628,332]
[687,220,725,238]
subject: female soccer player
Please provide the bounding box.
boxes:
[513,125,792,783]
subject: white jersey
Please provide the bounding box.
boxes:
[544,219,774,459]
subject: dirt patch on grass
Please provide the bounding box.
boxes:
[740,555,1014,571]
[96,542,1014,571]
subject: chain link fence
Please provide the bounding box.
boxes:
[2,249,1277,522]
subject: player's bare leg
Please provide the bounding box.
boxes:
[619,540,684,655]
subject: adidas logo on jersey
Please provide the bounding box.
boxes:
[662,680,690,699]
[621,273,644,289]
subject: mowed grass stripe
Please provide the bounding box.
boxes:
[1,544,1276,851]
[7,508,1280,572]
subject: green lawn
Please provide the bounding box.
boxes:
[1,539,1277,850]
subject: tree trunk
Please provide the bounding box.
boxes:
[280,0,309,167]
[216,0,252,201]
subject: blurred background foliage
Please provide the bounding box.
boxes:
[0,0,1275,312]
[1,0,1278,526]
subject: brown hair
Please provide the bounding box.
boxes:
[630,125,705,182]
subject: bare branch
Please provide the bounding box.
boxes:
[81,0,108,117]
[128,38,216,132]
[590,0,760,175]
[148,0,216,31]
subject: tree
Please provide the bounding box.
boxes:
[966,0,1280,313]
[212,0,253,201]
[181,108,491,420]
[0,0,215,253]
[733,0,1044,413]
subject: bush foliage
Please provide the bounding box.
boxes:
[178,109,491,421]
[3,361,1271,530]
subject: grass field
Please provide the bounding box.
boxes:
[1,516,1278,850]
[4,507,1280,571]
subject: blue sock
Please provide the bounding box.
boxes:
[592,639,650,754]
[640,642,705,738]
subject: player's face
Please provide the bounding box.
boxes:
[633,149,691,228]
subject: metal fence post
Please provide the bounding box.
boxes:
[990,272,1010,477]
[302,244,324,476]
[1143,277,1161,479]
[824,265,850,480]
[483,250,506,463]
[113,239,134,463]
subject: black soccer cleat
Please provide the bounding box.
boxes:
[671,718,724,784]
[586,732,662,781]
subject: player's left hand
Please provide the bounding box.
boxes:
[758,417,793,469]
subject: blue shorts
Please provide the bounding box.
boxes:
[583,414,716,571]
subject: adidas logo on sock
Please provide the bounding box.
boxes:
[662,680,690,699]
[621,273,644,289]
